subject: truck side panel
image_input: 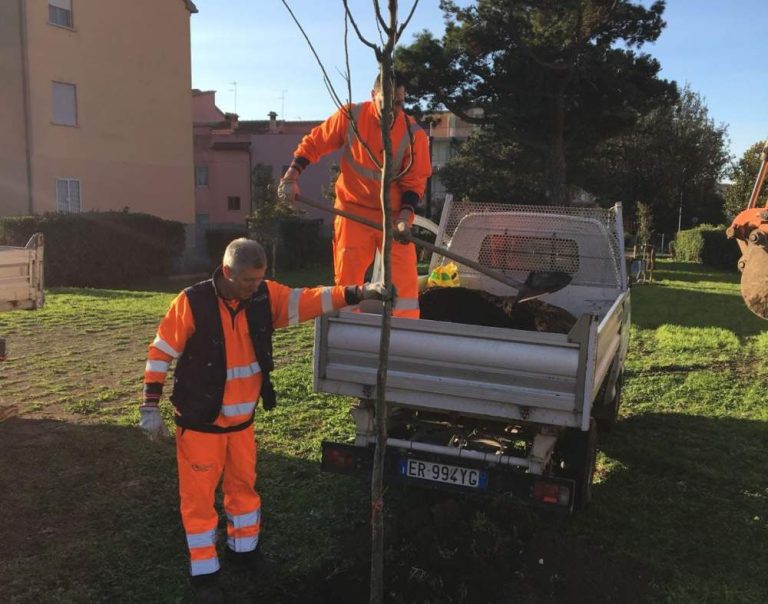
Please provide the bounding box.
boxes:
[0,235,44,311]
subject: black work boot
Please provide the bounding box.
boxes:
[189,570,224,604]
[225,541,262,569]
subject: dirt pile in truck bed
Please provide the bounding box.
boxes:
[419,286,576,333]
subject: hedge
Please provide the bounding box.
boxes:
[0,212,185,287]
[248,217,330,272]
[673,224,740,270]
[274,218,330,270]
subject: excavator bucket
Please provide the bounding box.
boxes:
[740,242,768,319]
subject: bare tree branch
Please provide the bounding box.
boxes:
[281,0,385,171]
[343,0,381,55]
[344,12,353,105]
[373,0,391,35]
[396,0,419,42]
[279,0,347,110]
[384,0,397,53]
[374,6,387,46]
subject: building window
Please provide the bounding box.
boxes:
[56,179,81,213]
[52,82,77,126]
[48,0,73,28]
[227,196,241,211]
[195,166,209,187]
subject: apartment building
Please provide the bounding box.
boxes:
[192,90,339,235]
[426,109,481,216]
[0,0,197,225]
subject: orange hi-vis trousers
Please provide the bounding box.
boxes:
[332,208,420,319]
[176,425,260,577]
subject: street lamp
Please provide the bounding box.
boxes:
[677,166,687,233]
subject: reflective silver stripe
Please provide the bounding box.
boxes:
[395,297,420,310]
[392,130,411,171]
[227,534,259,553]
[190,557,220,576]
[344,103,382,180]
[226,508,261,530]
[220,401,256,417]
[320,287,334,313]
[186,529,216,549]
[226,361,261,381]
[288,288,302,326]
[152,336,180,359]
[145,360,169,373]
[342,147,381,180]
[345,103,365,147]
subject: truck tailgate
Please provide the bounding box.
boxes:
[314,310,602,429]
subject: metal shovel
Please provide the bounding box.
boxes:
[295,195,572,303]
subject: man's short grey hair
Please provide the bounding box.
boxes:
[223,238,267,275]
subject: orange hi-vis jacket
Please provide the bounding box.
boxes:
[293,101,432,214]
[144,280,350,430]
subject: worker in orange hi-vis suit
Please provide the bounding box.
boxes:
[278,72,432,319]
[138,238,390,602]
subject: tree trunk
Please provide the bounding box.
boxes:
[370,6,398,601]
[544,78,568,205]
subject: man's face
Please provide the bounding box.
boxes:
[372,85,406,122]
[223,265,267,300]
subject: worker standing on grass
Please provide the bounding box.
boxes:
[277,72,431,319]
[138,237,390,602]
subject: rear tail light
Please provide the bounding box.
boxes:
[533,481,571,506]
[322,447,356,472]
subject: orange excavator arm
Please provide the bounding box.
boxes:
[726,141,768,318]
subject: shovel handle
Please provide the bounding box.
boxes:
[295,195,525,290]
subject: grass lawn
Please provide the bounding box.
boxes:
[0,260,766,603]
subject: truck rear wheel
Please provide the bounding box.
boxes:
[552,419,598,510]
[595,373,623,434]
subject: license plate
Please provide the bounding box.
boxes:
[399,458,488,490]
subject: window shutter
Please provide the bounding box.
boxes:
[56,179,81,213]
[56,180,69,212]
[52,82,77,126]
[68,180,81,212]
[49,0,72,9]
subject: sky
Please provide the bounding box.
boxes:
[190,0,768,160]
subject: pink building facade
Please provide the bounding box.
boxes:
[191,90,340,259]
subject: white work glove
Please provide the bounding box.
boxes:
[393,208,413,243]
[359,282,396,302]
[139,405,169,441]
[277,173,301,206]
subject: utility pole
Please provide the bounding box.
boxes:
[677,166,687,234]
[230,81,238,114]
[279,89,287,119]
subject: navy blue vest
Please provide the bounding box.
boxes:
[170,277,276,433]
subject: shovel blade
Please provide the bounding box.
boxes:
[740,242,768,319]
[515,271,573,302]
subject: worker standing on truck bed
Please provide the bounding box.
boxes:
[278,72,431,318]
[138,237,390,602]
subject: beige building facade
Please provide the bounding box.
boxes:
[0,0,197,224]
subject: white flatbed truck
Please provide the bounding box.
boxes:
[0,233,44,360]
[314,202,629,512]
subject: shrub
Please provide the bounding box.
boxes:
[673,226,707,262]
[673,224,740,270]
[275,217,329,270]
[699,227,741,270]
[0,212,185,287]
